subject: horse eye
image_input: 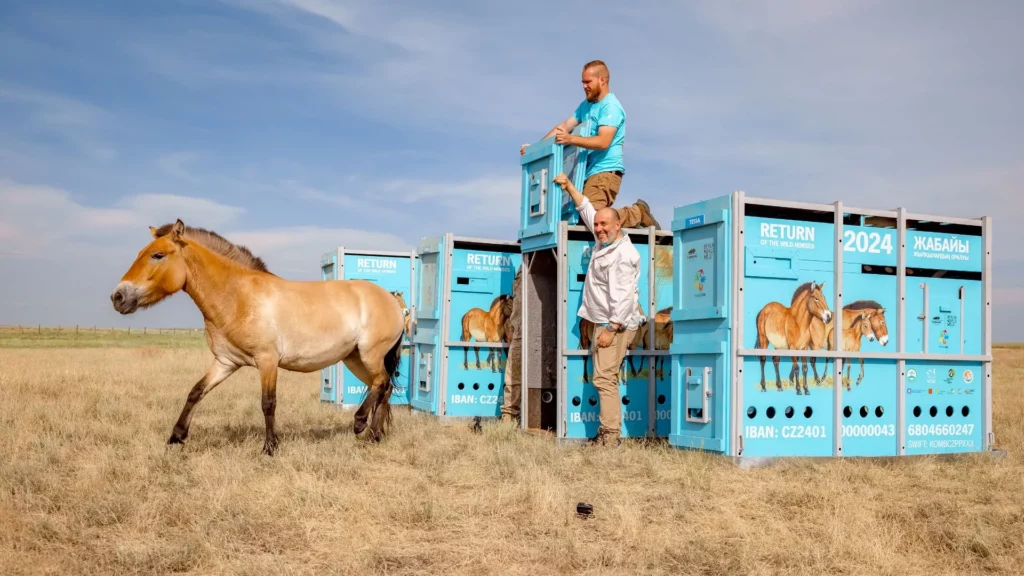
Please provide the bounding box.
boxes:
[151,252,165,261]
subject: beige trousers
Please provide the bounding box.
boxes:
[590,325,636,439]
[582,172,646,229]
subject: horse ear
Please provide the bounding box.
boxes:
[878,307,885,314]
[149,226,158,238]
[817,281,826,290]
[171,219,185,239]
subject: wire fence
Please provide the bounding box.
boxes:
[1,325,206,337]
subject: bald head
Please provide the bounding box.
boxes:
[592,206,622,245]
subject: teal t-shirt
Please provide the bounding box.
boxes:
[573,92,626,179]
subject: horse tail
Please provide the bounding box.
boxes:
[375,333,402,436]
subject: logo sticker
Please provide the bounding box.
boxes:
[694,269,705,292]
[939,330,948,346]
[907,369,917,382]
[963,370,974,384]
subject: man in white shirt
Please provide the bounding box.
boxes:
[553,172,643,445]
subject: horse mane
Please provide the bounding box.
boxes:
[791,281,816,304]
[153,223,271,274]
[844,300,883,311]
[490,294,509,309]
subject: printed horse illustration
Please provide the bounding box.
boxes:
[110,220,406,455]
[812,300,889,390]
[578,302,645,384]
[627,306,673,381]
[754,281,833,395]
[460,294,512,372]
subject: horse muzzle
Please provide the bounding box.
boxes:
[821,310,833,324]
[111,282,141,315]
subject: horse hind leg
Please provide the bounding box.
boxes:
[772,356,783,392]
[358,337,402,442]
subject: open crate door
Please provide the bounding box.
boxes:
[518,123,589,253]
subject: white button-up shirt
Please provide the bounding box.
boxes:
[576,197,642,330]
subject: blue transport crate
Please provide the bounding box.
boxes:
[515,125,673,440]
[411,233,521,422]
[667,191,993,463]
[318,247,417,409]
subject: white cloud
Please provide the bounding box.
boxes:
[0,178,409,327]
[0,82,117,162]
[157,151,202,182]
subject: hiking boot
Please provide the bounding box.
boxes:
[634,199,661,230]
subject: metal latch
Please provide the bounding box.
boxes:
[529,168,548,217]
[418,353,432,392]
[685,366,712,424]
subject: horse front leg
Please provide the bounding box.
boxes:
[256,355,281,456]
[856,357,865,387]
[168,359,239,447]
[773,356,783,392]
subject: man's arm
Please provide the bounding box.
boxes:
[523,115,580,155]
[559,125,616,151]
[553,173,595,231]
[606,255,641,331]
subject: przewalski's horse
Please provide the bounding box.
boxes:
[754,281,833,395]
[816,300,889,390]
[627,307,673,381]
[578,302,645,384]
[460,294,511,372]
[110,220,406,455]
[390,291,412,339]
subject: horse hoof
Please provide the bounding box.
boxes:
[354,418,367,435]
[262,439,278,456]
[167,432,186,445]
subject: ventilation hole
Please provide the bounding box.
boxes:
[843,406,852,418]
[572,396,581,406]
[875,406,884,418]
[542,391,554,404]
[766,406,776,419]
[785,406,794,419]
[488,383,494,390]
[929,406,938,418]
[588,397,597,406]
[473,383,480,390]
[859,406,869,418]
[747,406,757,419]
[458,382,465,390]
[657,394,666,405]
[962,406,970,417]
[913,406,921,418]
[946,406,954,417]
[622,396,630,406]
[804,406,813,418]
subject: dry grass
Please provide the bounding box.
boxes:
[1,345,1023,575]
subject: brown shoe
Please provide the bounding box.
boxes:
[634,199,661,230]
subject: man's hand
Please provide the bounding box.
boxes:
[552,172,569,190]
[597,327,614,348]
[554,125,574,145]
[521,143,529,156]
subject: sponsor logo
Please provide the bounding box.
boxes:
[694,269,706,293]
[963,369,974,384]
[907,369,917,382]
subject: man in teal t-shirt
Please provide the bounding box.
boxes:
[521,60,659,231]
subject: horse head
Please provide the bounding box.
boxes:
[868,307,889,346]
[111,220,189,315]
[806,281,833,324]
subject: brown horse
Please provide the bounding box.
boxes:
[754,281,833,395]
[628,306,672,381]
[460,294,511,372]
[390,291,412,339]
[814,300,889,390]
[110,220,406,455]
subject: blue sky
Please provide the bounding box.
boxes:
[1,0,1023,340]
